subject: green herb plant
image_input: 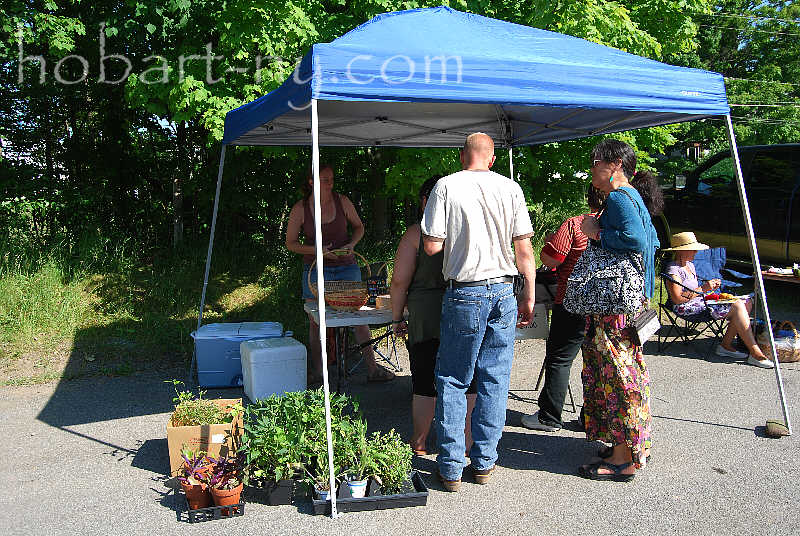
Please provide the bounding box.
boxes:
[241,388,361,490]
[165,379,228,427]
[341,418,382,482]
[371,429,413,494]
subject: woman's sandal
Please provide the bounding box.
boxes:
[578,460,636,482]
[598,445,652,466]
[367,366,396,382]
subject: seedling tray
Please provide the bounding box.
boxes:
[244,478,299,506]
[311,471,428,515]
[183,495,245,523]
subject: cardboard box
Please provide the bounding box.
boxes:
[166,398,243,477]
[514,303,550,340]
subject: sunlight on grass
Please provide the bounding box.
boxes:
[0,262,94,346]
[0,241,307,384]
[217,283,270,315]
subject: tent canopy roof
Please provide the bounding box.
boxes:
[223,6,729,147]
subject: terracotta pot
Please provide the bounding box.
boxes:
[211,482,244,515]
[181,481,212,511]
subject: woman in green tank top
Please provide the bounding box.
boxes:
[390,177,477,456]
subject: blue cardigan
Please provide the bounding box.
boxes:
[599,186,660,298]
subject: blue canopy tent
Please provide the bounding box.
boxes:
[222,8,729,147]
[198,7,791,515]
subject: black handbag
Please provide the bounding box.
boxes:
[562,188,648,317]
[562,242,645,316]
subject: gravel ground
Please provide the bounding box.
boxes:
[0,335,797,536]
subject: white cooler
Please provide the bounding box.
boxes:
[240,337,307,402]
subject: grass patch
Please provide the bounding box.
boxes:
[0,261,93,345]
[0,238,348,385]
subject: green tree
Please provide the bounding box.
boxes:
[674,1,800,152]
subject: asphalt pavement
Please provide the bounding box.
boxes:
[0,336,798,536]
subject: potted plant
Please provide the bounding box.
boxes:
[207,454,244,515]
[241,388,360,504]
[341,418,379,498]
[178,449,212,510]
[303,432,344,501]
[371,430,413,495]
[167,379,238,426]
[241,393,307,504]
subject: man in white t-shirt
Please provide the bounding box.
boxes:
[421,132,536,491]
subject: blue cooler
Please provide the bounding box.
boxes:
[191,322,283,387]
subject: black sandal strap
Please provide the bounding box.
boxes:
[579,460,636,482]
[602,460,633,472]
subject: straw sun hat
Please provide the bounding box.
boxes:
[662,231,710,251]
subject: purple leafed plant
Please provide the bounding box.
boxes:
[208,453,245,490]
[178,450,211,486]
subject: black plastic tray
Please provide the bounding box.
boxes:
[183,495,245,523]
[311,471,428,515]
[245,478,298,506]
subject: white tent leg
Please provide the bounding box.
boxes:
[725,115,792,435]
[191,144,226,384]
[508,147,514,179]
[312,99,340,517]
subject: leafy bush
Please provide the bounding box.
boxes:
[241,389,361,485]
[167,380,233,427]
[241,388,414,494]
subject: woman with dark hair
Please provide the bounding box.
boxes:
[285,164,395,384]
[578,139,660,481]
[390,176,477,455]
[630,170,664,216]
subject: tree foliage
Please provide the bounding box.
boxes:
[669,0,800,154]
[4,0,795,272]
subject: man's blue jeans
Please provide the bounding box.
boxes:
[435,282,517,480]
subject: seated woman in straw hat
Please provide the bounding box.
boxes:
[663,232,774,368]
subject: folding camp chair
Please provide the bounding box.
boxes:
[657,272,727,358]
[693,247,753,293]
[657,247,753,358]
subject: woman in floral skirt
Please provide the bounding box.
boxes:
[578,139,660,481]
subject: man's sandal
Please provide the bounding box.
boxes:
[578,460,636,482]
[598,446,652,466]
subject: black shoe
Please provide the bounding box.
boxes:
[520,411,561,432]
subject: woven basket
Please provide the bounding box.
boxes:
[308,250,370,312]
[757,320,800,363]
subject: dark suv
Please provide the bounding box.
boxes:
[663,144,800,266]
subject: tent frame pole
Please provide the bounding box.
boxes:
[312,99,340,517]
[191,144,227,385]
[508,147,514,179]
[724,115,792,435]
